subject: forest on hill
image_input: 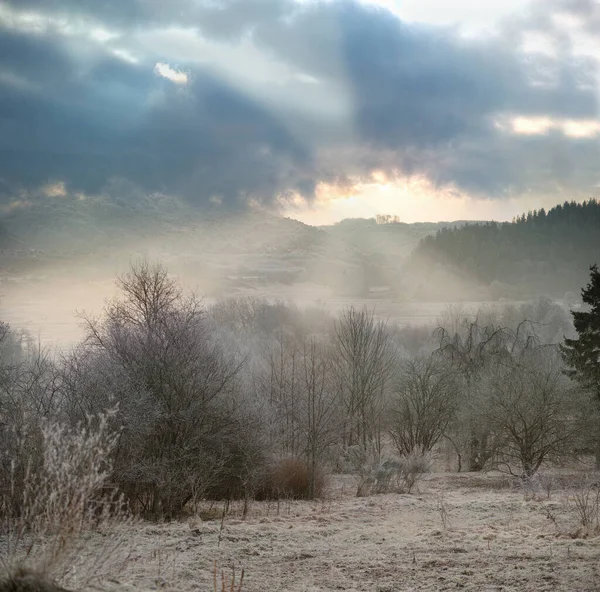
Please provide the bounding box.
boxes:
[406,200,600,300]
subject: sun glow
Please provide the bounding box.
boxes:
[281,167,580,226]
[282,171,479,225]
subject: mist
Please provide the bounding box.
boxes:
[2,0,600,590]
[3,197,600,591]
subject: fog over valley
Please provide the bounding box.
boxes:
[1,0,600,591]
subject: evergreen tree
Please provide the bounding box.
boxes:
[408,199,600,298]
[562,264,600,399]
[561,264,600,467]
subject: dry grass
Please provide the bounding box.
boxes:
[0,410,136,591]
[213,561,244,592]
[2,462,600,591]
[10,469,591,591]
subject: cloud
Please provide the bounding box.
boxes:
[0,0,597,212]
[507,116,600,137]
[0,20,316,207]
[154,62,188,84]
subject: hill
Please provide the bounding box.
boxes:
[321,218,473,261]
[0,195,370,298]
[0,195,478,301]
[405,200,600,300]
[6,194,597,305]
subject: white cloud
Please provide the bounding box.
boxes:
[494,115,600,138]
[42,181,67,198]
[154,62,189,84]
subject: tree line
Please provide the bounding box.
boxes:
[1,261,599,520]
[407,199,600,299]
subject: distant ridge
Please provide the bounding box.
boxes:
[3,195,597,301]
[405,199,600,299]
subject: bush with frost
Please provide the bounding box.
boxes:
[356,451,430,496]
[0,409,132,591]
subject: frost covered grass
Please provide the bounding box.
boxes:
[2,470,596,592]
[0,411,137,592]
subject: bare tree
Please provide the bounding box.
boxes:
[211,297,268,335]
[262,327,341,486]
[242,301,337,463]
[297,336,340,496]
[0,323,63,520]
[434,315,540,471]
[58,344,118,425]
[266,330,303,458]
[485,347,582,478]
[78,260,247,518]
[333,307,395,452]
[0,322,27,413]
[388,357,458,456]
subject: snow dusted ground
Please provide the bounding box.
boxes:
[67,471,600,592]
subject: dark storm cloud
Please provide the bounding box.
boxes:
[0,22,315,205]
[0,0,597,207]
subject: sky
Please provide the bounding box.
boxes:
[0,0,598,225]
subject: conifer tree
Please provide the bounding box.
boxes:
[561,264,600,467]
[562,264,600,399]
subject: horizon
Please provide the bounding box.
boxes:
[284,191,592,226]
[284,195,599,226]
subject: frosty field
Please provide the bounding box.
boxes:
[64,472,600,592]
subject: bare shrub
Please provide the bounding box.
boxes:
[0,567,72,592]
[334,444,368,474]
[400,453,431,492]
[356,452,430,496]
[436,493,450,529]
[520,472,543,501]
[567,476,600,537]
[198,431,268,502]
[213,561,244,592]
[519,472,555,502]
[0,410,132,590]
[539,474,555,499]
[539,500,562,530]
[255,458,325,500]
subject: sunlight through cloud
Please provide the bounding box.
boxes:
[154,62,189,85]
